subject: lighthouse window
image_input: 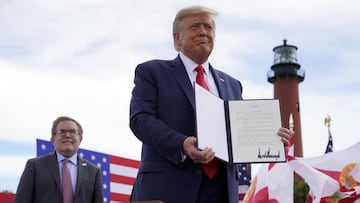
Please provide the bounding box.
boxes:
[274,47,298,64]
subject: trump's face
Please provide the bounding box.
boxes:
[174,13,215,64]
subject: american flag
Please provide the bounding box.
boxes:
[37,139,251,202]
[36,139,140,203]
[238,163,251,202]
[325,132,333,153]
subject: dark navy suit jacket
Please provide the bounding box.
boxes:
[130,55,243,203]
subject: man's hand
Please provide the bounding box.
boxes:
[278,127,291,146]
[183,136,215,164]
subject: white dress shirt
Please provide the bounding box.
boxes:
[179,52,219,97]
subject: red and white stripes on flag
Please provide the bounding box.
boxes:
[36,139,140,202]
[108,155,140,201]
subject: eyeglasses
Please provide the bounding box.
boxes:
[54,130,81,137]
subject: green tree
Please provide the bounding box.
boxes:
[294,180,310,203]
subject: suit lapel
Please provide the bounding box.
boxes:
[169,57,233,109]
[170,56,196,110]
[209,65,228,99]
[47,152,62,192]
[75,157,88,195]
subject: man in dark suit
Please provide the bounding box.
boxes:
[15,116,104,203]
[129,5,291,203]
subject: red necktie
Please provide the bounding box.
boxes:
[195,65,220,178]
[62,159,74,203]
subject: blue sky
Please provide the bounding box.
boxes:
[1,0,359,192]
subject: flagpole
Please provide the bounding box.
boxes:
[324,115,333,153]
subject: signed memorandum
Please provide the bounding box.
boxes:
[195,83,286,164]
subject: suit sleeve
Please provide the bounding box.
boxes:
[129,63,187,164]
[93,167,104,203]
[14,159,36,203]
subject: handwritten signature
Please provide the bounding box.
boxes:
[257,147,280,159]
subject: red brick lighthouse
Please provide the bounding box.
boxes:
[267,39,305,157]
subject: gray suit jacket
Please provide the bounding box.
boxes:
[14,152,103,203]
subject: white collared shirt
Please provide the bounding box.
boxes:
[179,52,219,97]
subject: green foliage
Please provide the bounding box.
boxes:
[294,180,310,203]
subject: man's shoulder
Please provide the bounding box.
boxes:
[211,67,239,82]
[24,152,56,168]
[29,152,55,161]
[140,57,177,67]
[78,156,99,170]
